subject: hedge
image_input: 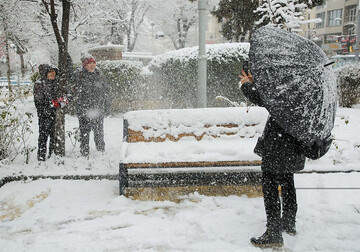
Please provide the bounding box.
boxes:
[336,63,360,108]
[148,43,250,108]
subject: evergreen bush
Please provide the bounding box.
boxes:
[336,63,360,108]
[148,43,250,108]
[97,60,143,113]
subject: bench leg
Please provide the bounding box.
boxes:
[119,163,128,196]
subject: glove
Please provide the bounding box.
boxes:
[57,97,69,108]
[51,99,60,108]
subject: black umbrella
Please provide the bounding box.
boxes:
[249,26,337,145]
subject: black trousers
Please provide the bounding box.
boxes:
[78,115,105,156]
[262,171,297,232]
[37,112,56,161]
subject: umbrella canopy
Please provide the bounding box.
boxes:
[249,26,337,145]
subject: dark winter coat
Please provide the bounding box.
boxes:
[33,64,59,116]
[241,81,306,173]
[74,68,111,118]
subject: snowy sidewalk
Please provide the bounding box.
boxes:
[0,172,359,251]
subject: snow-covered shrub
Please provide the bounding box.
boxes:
[66,127,80,154]
[0,87,35,164]
[336,63,360,108]
[148,43,249,108]
[97,60,143,113]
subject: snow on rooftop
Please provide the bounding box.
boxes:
[88,44,124,51]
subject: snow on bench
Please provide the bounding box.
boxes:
[119,107,268,199]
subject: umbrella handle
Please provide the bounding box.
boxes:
[324,61,335,67]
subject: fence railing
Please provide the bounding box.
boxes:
[0,77,31,88]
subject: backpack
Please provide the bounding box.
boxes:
[303,135,333,160]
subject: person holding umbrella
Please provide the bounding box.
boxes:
[239,26,337,248]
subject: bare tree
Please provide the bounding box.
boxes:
[0,1,23,91]
[11,35,28,78]
[1,0,42,81]
[149,0,198,50]
[0,7,12,92]
[98,0,150,51]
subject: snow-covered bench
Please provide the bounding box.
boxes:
[119,107,268,200]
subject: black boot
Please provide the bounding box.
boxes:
[281,218,296,236]
[250,229,283,248]
[37,150,46,162]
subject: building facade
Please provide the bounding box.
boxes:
[301,0,359,56]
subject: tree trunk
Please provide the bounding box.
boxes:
[20,53,25,78]
[54,44,69,157]
[54,107,65,156]
[43,0,71,157]
[54,0,71,157]
[2,15,12,92]
[5,38,11,93]
[177,18,181,49]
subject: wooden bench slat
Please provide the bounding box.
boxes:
[124,160,262,169]
[127,123,260,143]
[127,132,254,143]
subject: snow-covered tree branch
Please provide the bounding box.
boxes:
[255,0,321,33]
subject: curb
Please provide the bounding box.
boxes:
[0,174,118,188]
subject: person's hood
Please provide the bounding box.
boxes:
[38,64,58,80]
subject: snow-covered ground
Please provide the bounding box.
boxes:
[1,174,360,252]
[1,95,360,251]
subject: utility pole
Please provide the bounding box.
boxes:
[307,10,311,39]
[197,0,207,108]
[356,0,360,61]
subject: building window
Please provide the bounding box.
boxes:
[344,5,357,22]
[344,24,356,35]
[316,12,325,28]
[327,9,342,27]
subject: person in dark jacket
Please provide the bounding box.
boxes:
[33,64,59,161]
[240,70,306,248]
[74,55,111,157]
